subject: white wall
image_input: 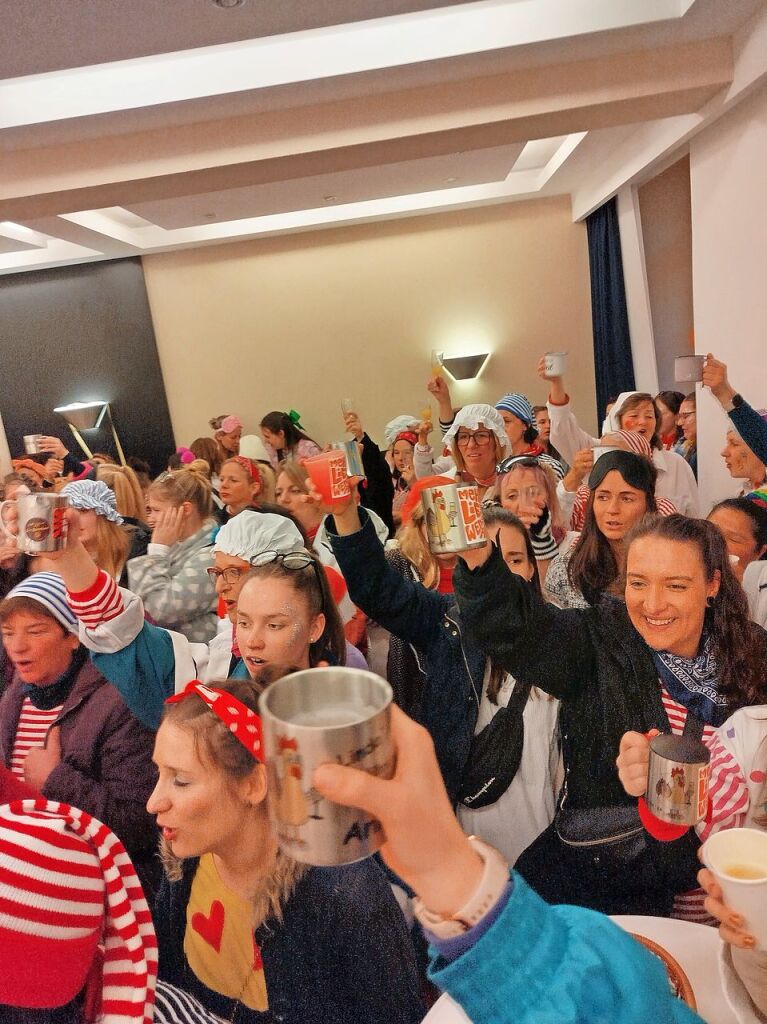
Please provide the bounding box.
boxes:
[689,81,767,512]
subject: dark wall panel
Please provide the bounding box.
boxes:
[0,258,174,476]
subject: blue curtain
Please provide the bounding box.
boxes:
[586,197,635,425]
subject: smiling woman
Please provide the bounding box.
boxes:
[452,514,767,915]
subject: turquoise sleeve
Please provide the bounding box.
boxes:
[428,872,703,1024]
[90,621,177,730]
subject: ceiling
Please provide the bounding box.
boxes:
[1,0,765,274]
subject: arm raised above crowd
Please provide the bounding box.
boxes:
[704,353,767,466]
[324,501,449,651]
[454,539,596,701]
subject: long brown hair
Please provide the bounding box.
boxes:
[627,515,767,705]
[568,457,657,606]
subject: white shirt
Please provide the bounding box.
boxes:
[458,668,561,866]
[547,399,700,516]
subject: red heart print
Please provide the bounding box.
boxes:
[750,770,766,784]
[192,899,225,953]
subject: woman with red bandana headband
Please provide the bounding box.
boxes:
[147,677,423,1024]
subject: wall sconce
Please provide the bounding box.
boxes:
[438,352,491,381]
[53,400,126,465]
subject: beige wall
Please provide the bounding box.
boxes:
[689,81,767,511]
[638,155,694,393]
[142,197,596,453]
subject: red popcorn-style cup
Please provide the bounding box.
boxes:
[304,451,351,504]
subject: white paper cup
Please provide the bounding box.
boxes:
[702,828,767,950]
[544,351,568,377]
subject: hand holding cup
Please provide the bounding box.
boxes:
[313,704,485,915]
[343,412,364,441]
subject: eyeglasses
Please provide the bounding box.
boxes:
[455,430,493,448]
[250,550,314,570]
[249,550,325,614]
[206,565,249,586]
[678,412,696,420]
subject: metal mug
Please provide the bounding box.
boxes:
[0,493,69,554]
[331,439,366,480]
[259,667,394,866]
[420,482,487,554]
[23,434,44,455]
[646,733,710,826]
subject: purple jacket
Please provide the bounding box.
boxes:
[0,655,160,889]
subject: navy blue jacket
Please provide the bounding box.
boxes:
[154,857,423,1024]
[326,509,485,803]
[730,398,767,467]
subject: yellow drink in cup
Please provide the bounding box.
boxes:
[430,350,443,378]
[421,408,432,423]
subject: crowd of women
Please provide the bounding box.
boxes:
[1,352,766,1023]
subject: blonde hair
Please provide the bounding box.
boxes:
[397,503,443,590]
[500,460,564,534]
[258,463,276,505]
[149,466,213,519]
[96,465,146,521]
[92,516,132,580]
[277,460,309,491]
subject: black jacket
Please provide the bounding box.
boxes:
[327,510,484,802]
[454,543,763,809]
[358,432,395,537]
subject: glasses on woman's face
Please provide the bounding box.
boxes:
[455,430,493,448]
[206,566,247,585]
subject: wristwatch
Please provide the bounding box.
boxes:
[413,836,510,939]
[727,393,744,411]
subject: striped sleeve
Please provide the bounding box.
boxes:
[696,733,749,843]
[67,570,124,628]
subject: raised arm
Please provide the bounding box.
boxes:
[454,541,596,701]
[704,353,767,466]
[324,501,449,651]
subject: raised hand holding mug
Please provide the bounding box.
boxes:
[0,492,69,554]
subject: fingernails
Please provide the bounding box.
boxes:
[728,913,744,928]
[742,936,756,949]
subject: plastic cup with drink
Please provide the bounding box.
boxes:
[702,828,767,950]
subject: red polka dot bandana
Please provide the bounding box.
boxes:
[166,681,263,761]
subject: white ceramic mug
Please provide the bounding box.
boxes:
[0,493,69,554]
[544,351,568,377]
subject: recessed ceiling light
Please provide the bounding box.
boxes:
[446,177,457,183]
[323,195,336,202]
[204,212,216,220]
[212,0,245,8]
